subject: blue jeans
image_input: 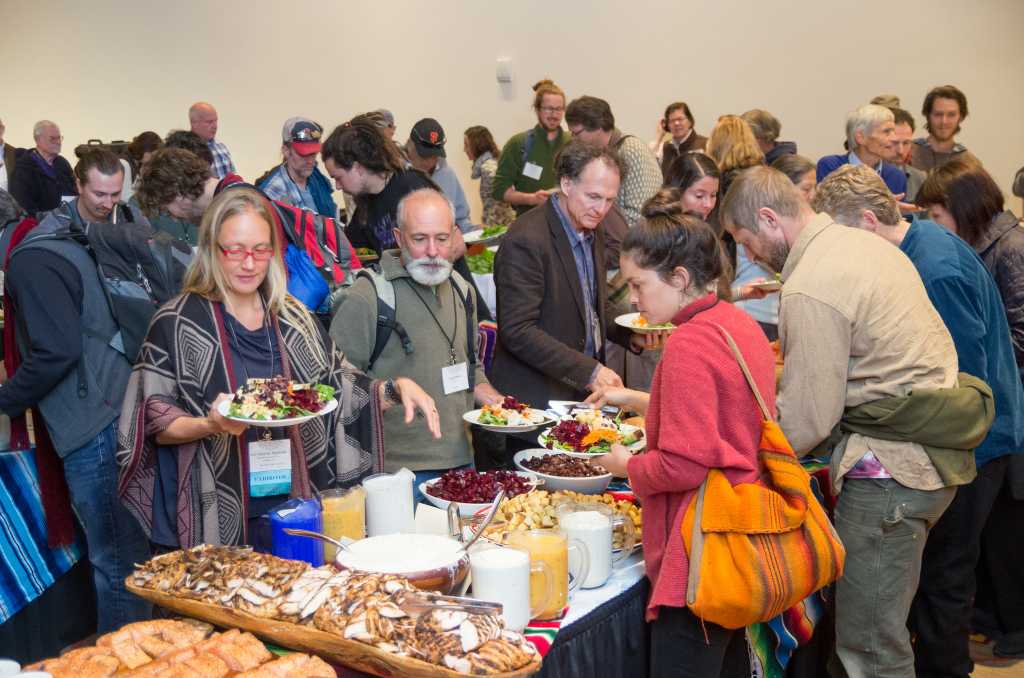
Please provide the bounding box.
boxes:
[62,419,152,633]
[413,464,474,504]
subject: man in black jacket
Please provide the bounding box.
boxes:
[8,120,77,215]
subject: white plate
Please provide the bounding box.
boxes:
[217,397,338,428]
[420,471,539,518]
[537,423,645,459]
[462,408,555,433]
[513,449,614,492]
[748,280,782,292]
[463,228,507,247]
[614,312,675,334]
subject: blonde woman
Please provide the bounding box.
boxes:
[706,115,766,272]
[118,187,439,548]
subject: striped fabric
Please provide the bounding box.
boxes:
[0,449,82,623]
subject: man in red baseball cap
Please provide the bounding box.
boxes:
[257,117,338,219]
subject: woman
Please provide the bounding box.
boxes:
[590,201,777,677]
[658,101,707,179]
[706,115,765,269]
[463,125,516,227]
[771,153,817,203]
[917,159,1024,658]
[118,188,440,548]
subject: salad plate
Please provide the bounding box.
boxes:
[614,312,676,333]
[538,409,645,458]
[463,224,508,247]
[462,396,554,433]
[220,377,338,427]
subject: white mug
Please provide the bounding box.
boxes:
[557,502,636,588]
[470,545,554,631]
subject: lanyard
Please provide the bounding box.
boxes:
[404,279,459,365]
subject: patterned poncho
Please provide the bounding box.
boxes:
[117,292,384,547]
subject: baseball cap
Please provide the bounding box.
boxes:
[282,117,323,155]
[410,118,446,158]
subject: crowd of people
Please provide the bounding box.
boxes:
[0,79,1023,678]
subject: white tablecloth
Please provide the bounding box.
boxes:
[562,551,645,626]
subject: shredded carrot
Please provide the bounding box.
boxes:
[581,428,621,446]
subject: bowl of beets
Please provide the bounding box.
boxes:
[420,469,538,517]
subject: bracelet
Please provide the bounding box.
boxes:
[383,378,400,405]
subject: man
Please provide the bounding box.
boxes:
[565,96,662,227]
[331,189,502,489]
[0,117,17,193]
[189,101,235,179]
[9,120,77,215]
[816,104,907,197]
[405,118,474,233]
[0,148,151,633]
[133,147,218,244]
[888,108,928,203]
[257,117,338,219]
[741,109,797,166]
[165,129,215,168]
[911,85,979,172]
[659,101,707,180]
[720,166,993,678]
[492,140,629,414]
[812,165,1024,678]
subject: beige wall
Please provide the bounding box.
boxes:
[3,0,1023,217]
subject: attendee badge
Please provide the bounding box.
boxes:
[522,162,543,180]
[249,437,292,497]
[442,362,470,395]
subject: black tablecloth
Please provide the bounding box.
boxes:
[536,577,650,678]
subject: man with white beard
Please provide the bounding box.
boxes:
[330,188,503,493]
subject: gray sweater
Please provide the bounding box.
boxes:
[330,251,487,471]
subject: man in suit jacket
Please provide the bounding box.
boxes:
[491,140,631,408]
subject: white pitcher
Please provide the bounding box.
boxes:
[363,468,415,536]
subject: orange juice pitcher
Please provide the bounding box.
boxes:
[507,528,590,620]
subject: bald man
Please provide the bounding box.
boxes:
[189,101,235,178]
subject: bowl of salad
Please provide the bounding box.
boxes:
[462,396,555,433]
[614,312,676,333]
[538,409,645,458]
[463,224,508,247]
[219,376,338,427]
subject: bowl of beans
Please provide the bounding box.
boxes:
[513,449,612,494]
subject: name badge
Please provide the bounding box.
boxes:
[60,195,77,204]
[249,438,292,497]
[522,162,543,180]
[442,362,470,395]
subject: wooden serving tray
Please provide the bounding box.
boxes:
[126,582,541,678]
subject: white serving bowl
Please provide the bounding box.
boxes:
[420,471,539,518]
[513,448,612,494]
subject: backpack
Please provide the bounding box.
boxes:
[347,267,477,384]
[520,129,537,166]
[14,202,192,362]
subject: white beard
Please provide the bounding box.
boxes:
[404,252,453,287]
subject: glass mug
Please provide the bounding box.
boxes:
[556,502,636,588]
[506,528,590,620]
[320,486,366,561]
[470,545,555,631]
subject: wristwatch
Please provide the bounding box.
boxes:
[383,378,400,404]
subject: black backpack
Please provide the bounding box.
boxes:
[17,203,193,362]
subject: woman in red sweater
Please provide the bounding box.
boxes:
[591,195,777,677]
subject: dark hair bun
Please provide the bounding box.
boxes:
[641,188,684,220]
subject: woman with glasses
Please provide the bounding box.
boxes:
[118,187,440,549]
[491,79,572,217]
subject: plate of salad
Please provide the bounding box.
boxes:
[463,396,555,433]
[538,409,645,457]
[219,376,338,427]
[615,312,676,333]
[463,224,508,246]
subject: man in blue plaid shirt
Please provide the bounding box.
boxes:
[189,101,235,178]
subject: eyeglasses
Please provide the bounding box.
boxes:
[218,245,275,261]
[539,106,565,114]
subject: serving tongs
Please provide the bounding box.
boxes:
[403,591,503,616]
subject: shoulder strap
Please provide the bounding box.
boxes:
[712,323,772,421]
[356,268,413,371]
[521,129,536,166]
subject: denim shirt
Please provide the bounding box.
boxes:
[550,195,600,357]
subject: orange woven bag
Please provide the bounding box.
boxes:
[680,326,845,629]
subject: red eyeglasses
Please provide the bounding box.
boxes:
[218,245,275,261]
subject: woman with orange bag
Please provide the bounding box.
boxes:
[589,191,777,677]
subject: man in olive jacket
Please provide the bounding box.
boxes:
[491,141,630,410]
